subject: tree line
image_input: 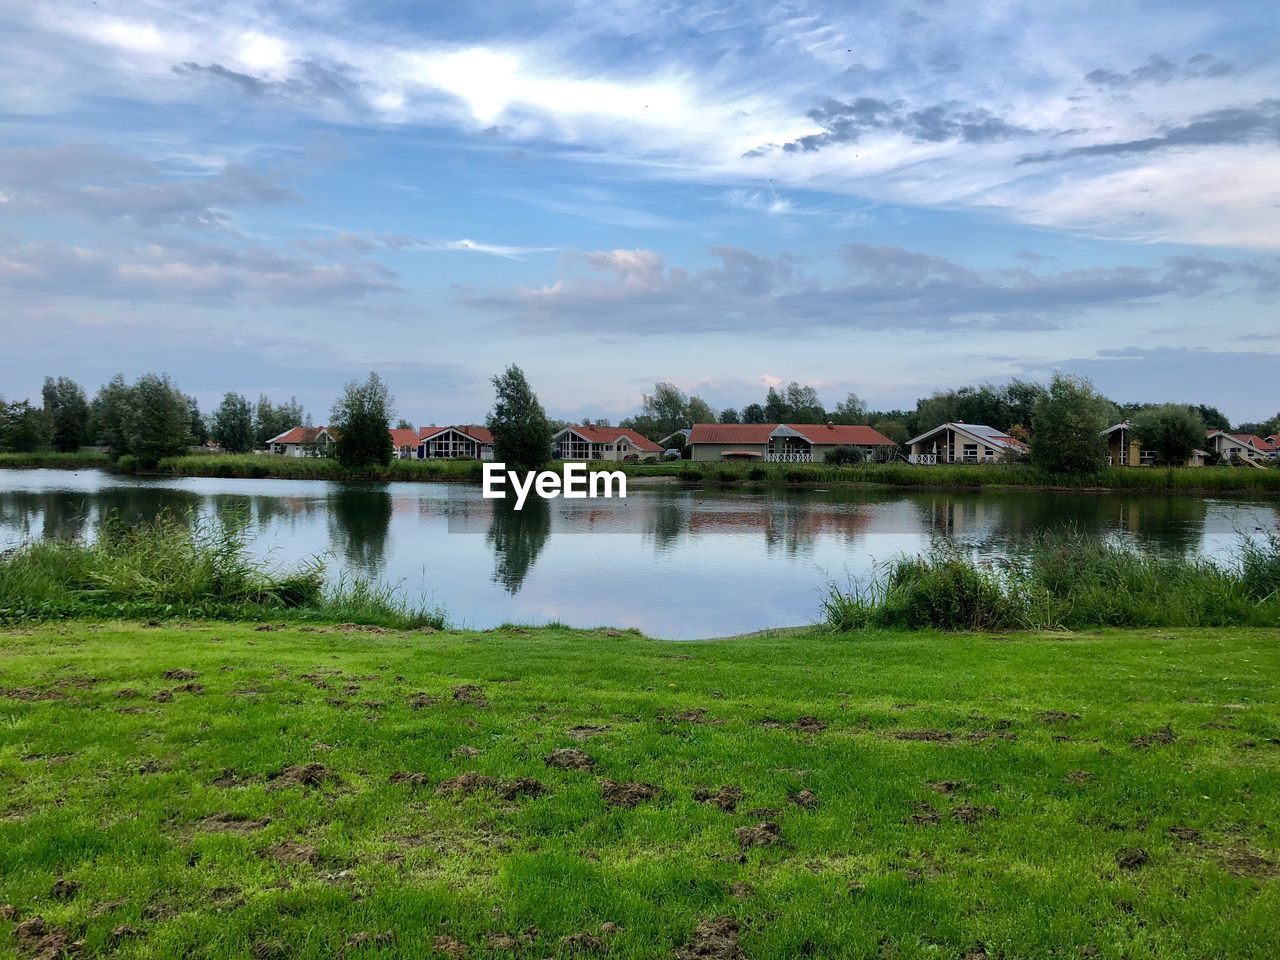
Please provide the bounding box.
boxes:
[2,370,1276,475]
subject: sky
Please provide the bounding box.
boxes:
[1,0,1278,425]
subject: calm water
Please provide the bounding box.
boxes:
[1,468,1276,638]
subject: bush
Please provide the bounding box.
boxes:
[824,446,866,466]
[748,467,768,482]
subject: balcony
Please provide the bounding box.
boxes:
[765,452,812,463]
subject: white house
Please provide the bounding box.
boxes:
[265,426,336,458]
[1205,430,1273,466]
[907,423,1028,464]
[417,425,494,460]
[552,425,663,461]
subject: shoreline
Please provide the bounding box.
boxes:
[2,455,1278,497]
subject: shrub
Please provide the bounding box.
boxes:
[748,467,768,482]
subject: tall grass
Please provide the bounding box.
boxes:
[0,451,111,469]
[147,454,485,482]
[0,511,446,628]
[824,528,1280,632]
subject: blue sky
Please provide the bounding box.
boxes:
[1,0,1277,423]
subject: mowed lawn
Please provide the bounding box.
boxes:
[1,624,1278,959]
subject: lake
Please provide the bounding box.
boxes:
[1,468,1276,638]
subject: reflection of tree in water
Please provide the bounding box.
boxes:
[649,497,688,551]
[326,486,393,574]
[486,495,550,594]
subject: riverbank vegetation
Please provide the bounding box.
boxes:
[1,621,1276,958]
[0,513,443,629]
[825,530,1280,632]
[0,451,110,470]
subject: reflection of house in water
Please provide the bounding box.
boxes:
[683,498,875,554]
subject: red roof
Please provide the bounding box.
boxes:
[1209,430,1271,451]
[389,428,418,448]
[418,424,494,444]
[687,423,895,446]
[687,423,776,445]
[563,425,662,452]
[786,423,896,446]
[268,425,330,445]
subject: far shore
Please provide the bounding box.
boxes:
[1,450,1278,496]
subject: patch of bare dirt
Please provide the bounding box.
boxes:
[163,669,198,681]
[927,780,965,794]
[198,813,270,833]
[1218,845,1278,878]
[450,746,481,760]
[14,916,81,960]
[1167,824,1201,843]
[675,916,743,960]
[267,842,319,865]
[728,882,753,899]
[694,785,743,812]
[891,729,953,742]
[151,690,173,703]
[561,931,604,952]
[1131,725,1176,749]
[389,771,431,787]
[788,789,819,809]
[1115,847,1149,870]
[435,773,544,800]
[909,801,941,826]
[951,805,998,824]
[966,729,1017,742]
[1065,770,1094,784]
[567,724,610,740]
[1035,710,1080,723]
[735,821,781,849]
[600,780,660,808]
[452,685,488,707]
[114,688,140,699]
[409,693,439,709]
[545,748,595,771]
[0,687,64,702]
[432,935,468,958]
[175,683,205,694]
[49,879,78,901]
[660,707,713,724]
[792,716,826,733]
[268,763,331,789]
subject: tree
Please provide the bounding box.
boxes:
[126,374,192,465]
[686,395,716,425]
[741,403,766,424]
[1193,404,1230,432]
[254,395,308,447]
[763,386,787,422]
[89,374,134,454]
[1132,404,1206,466]
[718,407,740,424]
[1030,373,1114,474]
[621,382,716,439]
[784,382,826,422]
[395,417,415,431]
[832,392,869,425]
[872,418,909,447]
[331,372,394,468]
[187,395,208,445]
[0,399,49,453]
[487,365,551,472]
[42,376,89,452]
[211,392,255,453]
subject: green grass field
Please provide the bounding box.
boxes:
[2,622,1277,958]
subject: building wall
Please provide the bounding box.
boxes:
[690,442,767,462]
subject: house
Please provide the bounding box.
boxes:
[1206,430,1272,466]
[417,425,494,460]
[265,426,336,458]
[552,425,663,461]
[656,428,692,450]
[1103,421,1207,467]
[390,428,419,460]
[907,422,1028,464]
[687,423,897,462]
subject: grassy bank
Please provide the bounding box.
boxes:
[1,622,1277,958]
[0,513,444,629]
[826,530,1280,632]
[0,451,110,470]
[5,451,1277,493]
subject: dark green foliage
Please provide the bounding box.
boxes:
[0,399,49,453]
[823,445,866,466]
[1132,404,1206,465]
[331,372,394,468]
[718,407,740,424]
[253,394,308,448]
[621,382,715,440]
[487,365,551,472]
[211,392,255,453]
[825,530,1280,632]
[740,403,766,423]
[127,374,193,466]
[1030,373,1114,475]
[41,376,90,452]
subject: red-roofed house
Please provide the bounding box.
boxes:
[266,426,336,458]
[553,425,663,461]
[1205,430,1272,466]
[389,428,419,459]
[417,424,495,460]
[687,423,897,462]
[906,423,1029,464]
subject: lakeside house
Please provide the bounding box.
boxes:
[687,423,896,462]
[390,428,419,460]
[1103,421,1208,468]
[906,422,1029,464]
[417,425,494,460]
[552,425,663,461]
[266,426,337,458]
[1205,430,1273,466]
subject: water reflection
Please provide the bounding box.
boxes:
[0,469,1275,637]
[486,495,551,593]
